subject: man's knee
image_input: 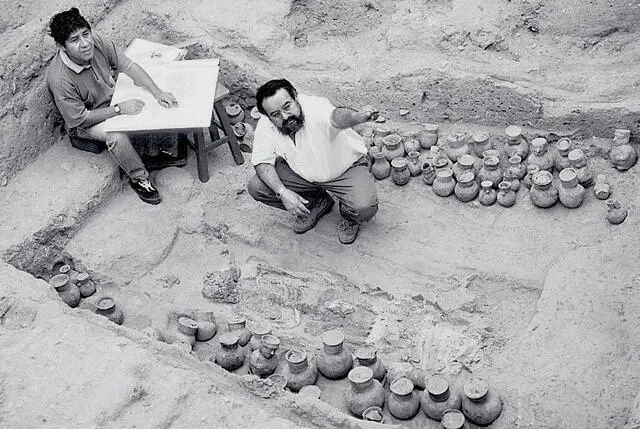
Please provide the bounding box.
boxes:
[352,201,378,222]
[105,132,130,151]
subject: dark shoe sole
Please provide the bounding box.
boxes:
[136,194,162,205]
[293,197,335,234]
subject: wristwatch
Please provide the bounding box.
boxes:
[114,104,121,115]
[275,187,286,200]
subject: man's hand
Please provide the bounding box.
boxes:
[119,99,145,115]
[361,105,380,122]
[156,92,178,109]
[280,189,311,216]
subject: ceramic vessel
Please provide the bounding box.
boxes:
[454,171,479,202]
[373,126,391,148]
[195,311,217,342]
[482,149,500,160]
[214,333,245,371]
[606,199,628,225]
[227,316,251,347]
[344,367,386,418]
[250,106,262,120]
[388,377,420,420]
[508,155,526,180]
[354,346,386,382]
[432,154,453,172]
[558,168,586,209]
[497,181,516,207]
[419,123,439,149]
[445,133,470,162]
[421,375,462,421]
[382,134,405,161]
[523,164,540,189]
[49,274,81,308]
[478,156,502,188]
[424,146,444,165]
[317,330,353,380]
[362,406,385,423]
[249,334,280,378]
[441,409,469,429]
[502,169,520,192]
[96,296,124,325]
[528,137,554,172]
[461,378,502,426]
[282,349,318,392]
[391,158,411,186]
[248,322,272,351]
[76,272,96,298]
[403,138,421,155]
[371,152,391,180]
[472,132,491,158]
[478,181,497,206]
[555,138,573,172]
[433,168,456,197]
[422,162,437,185]
[59,264,79,285]
[452,154,476,180]
[225,102,245,125]
[176,316,198,346]
[407,151,422,177]
[530,170,558,208]
[610,129,637,171]
[568,149,594,188]
[299,385,322,400]
[504,125,529,160]
[594,174,611,200]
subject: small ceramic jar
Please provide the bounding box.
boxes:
[523,164,540,189]
[371,152,391,180]
[477,156,502,188]
[344,367,385,418]
[354,346,386,382]
[249,334,281,378]
[478,181,497,206]
[214,333,245,371]
[502,169,520,192]
[422,161,437,185]
[445,133,470,162]
[555,138,573,172]
[49,274,81,308]
[461,378,502,426]
[225,102,245,125]
[610,129,637,171]
[441,409,468,429]
[530,170,558,208]
[58,264,79,285]
[373,126,391,148]
[568,149,594,188]
[508,155,526,180]
[606,199,628,225]
[497,181,516,207]
[317,330,353,380]
[388,377,420,420]
[528,137,554,172]
[76,272,96,298]
[176,316,198,346]
[227,316,251,347]
[432,154,453,172]
[407,151,422,177]
[452,154,476,180]
[472,132,491,158]
[282,349,318,392]
[594,174,611,200]
[391,157,411,186]
[433,168,456,197]
[419,123,439,149]
[248,322,272,351]
[504,125,529,160]
[558,168,586,209]
[421,375,462,421]
[454,171,479,202]
[195,311,217,342]
[96,296,124,325]
[382,134,405,161]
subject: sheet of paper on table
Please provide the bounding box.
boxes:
[104,58,220,132]
[124,38,187,64]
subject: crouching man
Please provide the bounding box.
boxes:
[247,79,379,244]
[46,7,178,204]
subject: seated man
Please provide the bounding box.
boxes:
[248,79,378,244]
[46,7,178,205]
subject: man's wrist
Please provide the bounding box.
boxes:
[275,186,287,199]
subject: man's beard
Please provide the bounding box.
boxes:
[277,111,305,136]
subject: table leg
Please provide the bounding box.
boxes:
[194,127,211,183]
[214,101,245,165]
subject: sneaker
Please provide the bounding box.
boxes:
[337,216,360,244]
[292,193,335,234]
[130,178,162,205]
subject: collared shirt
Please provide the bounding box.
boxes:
[251,94,367,183]
[46,33,133,129]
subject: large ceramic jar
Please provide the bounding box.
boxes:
[472,132,491,158]
[558,168,586,209]
[407,151,422,177]
[76,272,96,298]
[452,154,476,180]
[606,199,628,225]
[382,134,405,161]
[249,334,281,378]
[568,149,594,188]
[441,409,469,429]
[508,155,526,180]
[354,346,386,382]
[555,138,573,172]
[502,169,520,192]
[214,333,245,371]
[227,316,252,347]
[388,377,420,420]
[421,374,462,421]
[454,171,479,202]
[96,296,124,325]
[530,170,558,208]
[49,274,81,308]
[225,102,245,125]
[461,378,503,426]
[248,322,272,351]
[344,367,385,418]
[477,156,502,188]
[176,316,198,346]
[528,137,554,172]
[403,137,421,155]
[433,168,456,197]
[497,181,516,207]
[282,349,318,392]
[373,126,391,148]
[445,133,470,162]
[478,181,497,206]
[419,123,439,149]
[610,129,637,171]
[523,164,540,189]
[594,174,611,200]
[391,158,411,186]
[317,330,353,380]
[422,161,437,185]
[195,311,217,342]
[371,152,391,180]
[504,125,529,160]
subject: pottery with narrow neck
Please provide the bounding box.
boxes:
[344,367,385,417]
[504,125,529,160]
[610,129,637,171]
[558,168,586,208]
[317,330,353,380]
[421,374,462,421]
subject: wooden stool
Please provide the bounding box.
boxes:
[190,84,245,182]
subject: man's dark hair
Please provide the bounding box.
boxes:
[256,79,297,115]
[49,7,91,45]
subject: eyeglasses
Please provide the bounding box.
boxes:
[268,101,295,121]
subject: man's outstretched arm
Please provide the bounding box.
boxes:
[330,105,378,129]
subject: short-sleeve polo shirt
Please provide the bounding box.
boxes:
[251,94,367,183]
[46,33,133,129]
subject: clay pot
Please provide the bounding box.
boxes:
[568,149,594,188]
[497,181,516,207]
[454,171,479,202]
[606,199,628,225]
[433,168,456,197]
[407,151,422,177]
[478,181,497,206]
[482,149,500,160]
[452,154,476,180]
[461,378,503,426]
[558,168,586,209]
[317,330,353,380]
[344,367,386,418]
[214,333,245,371]
[195,311,217,342]
[382,134,405,161]
[225,102,245,125]
[249,334,281,378]
[227,316,251,347]
[419,123,439,149]
[432,154,453,172]
[391,158,411,186]
[371,152,391,180]
[441,409,468,429]
[610,129,637,171]
[248,322,272,351]
[477,156,502,188]
[594,174,611,200]
[555,138,573,172]
[528,137,554,172]
[373,126,391,148]
[504,125,529,160]
[49,274,81,308]
[530,170,558,208]
[422,162,437,185]
[472,132,491,158]
[523,164,540,189]
[250,106,262,120]
[76,272,96,298]
[282,349,318,392]
[176,316,198,346]
[403,138,421,155]
[367,145,381,168]
[59,264,79,285]
[362,406,385,423]
[421,375,462,421]
[445,133,470,162]
[354,346,386,382]
[508,155,526,180]
[299,385,322,400]
[233,122,255,153]
[502,169,520,192]
[388,377,420,420]
[96,296,124,325]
